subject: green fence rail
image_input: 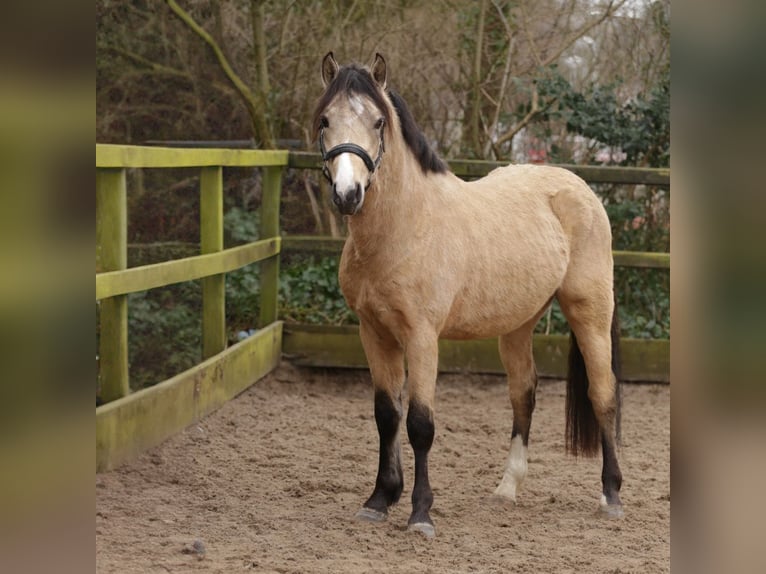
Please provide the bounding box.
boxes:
[96,144,286,470]
[287,151,671,187]
[96,143,669,471]
[280,236,670,269]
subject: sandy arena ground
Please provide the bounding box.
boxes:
[96,363,670,573]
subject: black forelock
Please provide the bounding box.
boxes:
[312,65,392,139]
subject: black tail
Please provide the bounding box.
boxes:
[611,299,623,445]
[565,298,622,457]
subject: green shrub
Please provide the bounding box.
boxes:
[126,284,201,391]
[278,255,356,325]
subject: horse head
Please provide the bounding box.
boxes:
[314,52,391,215]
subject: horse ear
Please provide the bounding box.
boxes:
[371,53,387,89]
[321,52,339,87]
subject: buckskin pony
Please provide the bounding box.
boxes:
[313,52,623,538]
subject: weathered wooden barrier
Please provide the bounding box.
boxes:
[287,151,671,187]
[96,144,669,470]
[96,144,285,471]
[282,324,668,383]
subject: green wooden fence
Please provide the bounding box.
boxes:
[96,144,286,470]
[96,144,669,471]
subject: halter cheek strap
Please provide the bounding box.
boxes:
[319,124,385,186]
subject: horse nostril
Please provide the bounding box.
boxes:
[332,192,342,206]
[354,183,362,203]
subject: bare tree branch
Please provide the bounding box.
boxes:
[101,44,236,98]
[464,0,488,156]
[302,174,325,235]
[539,0,627,69]
[483,0,628,158]
[165,0,274,147]
[518,0,543,68]
[251,0,271,96]
[484,0,516,158]
[101,45,190,79]
[493,83,540,149]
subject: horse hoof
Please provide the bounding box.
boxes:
[408,522,436,539]
[488,494,516,508]
[492,482,518,502]
[598,504,625,519]
[354,507,387,522]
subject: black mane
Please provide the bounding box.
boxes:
[313,65,448,175]
[387,89,448,174]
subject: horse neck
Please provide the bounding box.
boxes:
[347,140,433,252]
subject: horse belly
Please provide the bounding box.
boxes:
[440,296,551,340]
[440,254,566,340]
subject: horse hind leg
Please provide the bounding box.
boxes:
[558,289,624,517]
[493,323,539,502]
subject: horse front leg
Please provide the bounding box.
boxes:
[404,330,439,538]
[355,322,406,522]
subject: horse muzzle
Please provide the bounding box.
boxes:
[332,182,364,215]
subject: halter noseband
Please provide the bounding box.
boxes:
[318,122,385,187]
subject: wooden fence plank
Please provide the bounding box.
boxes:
[613,250,670,269]
[96,144,289,168]
[287,151,670,187]
[282,236,670,269]
[96,238,280,300]
[259,166,282,327]
[200,166,226,358]
[282,324,669,383]
[96,322,283,471]
[97,168,129,401]
[282,235,345,255]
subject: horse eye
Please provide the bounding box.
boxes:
[374,118,385,129]
[320,116,329,128]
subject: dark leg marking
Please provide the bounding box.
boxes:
[406,401,435,531]
[362,391,404,514]
[510,376,537,447]
[601,432,623,507]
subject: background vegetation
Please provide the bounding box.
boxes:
[96,0,670,391]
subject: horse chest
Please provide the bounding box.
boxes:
[339,263,424,336]
[341,274,403,317]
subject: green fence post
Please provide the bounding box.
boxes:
[97,168,129,402]
[200,166,226,358]
[259,166,282,327]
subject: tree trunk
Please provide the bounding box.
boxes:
[166,0,275,148]
[251,0,271,96]
[464,0,487,157]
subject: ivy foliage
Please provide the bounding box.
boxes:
[537,67,670,167]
